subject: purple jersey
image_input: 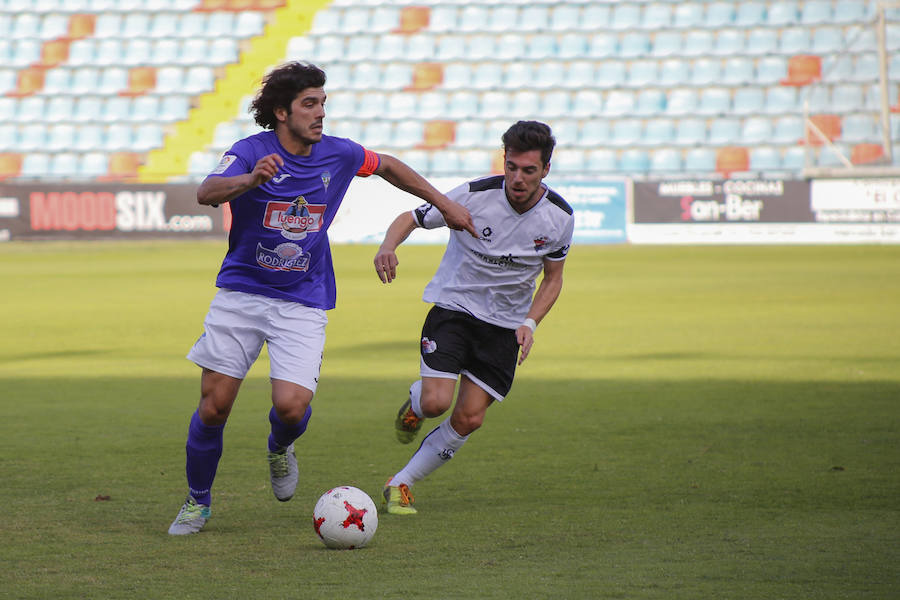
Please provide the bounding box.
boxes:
[207,130,378,309]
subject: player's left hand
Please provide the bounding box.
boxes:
[516,326,534,365]
[439,200,478,238]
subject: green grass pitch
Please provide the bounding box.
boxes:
[1,240,898,599]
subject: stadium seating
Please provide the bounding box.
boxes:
[0,0,894,182]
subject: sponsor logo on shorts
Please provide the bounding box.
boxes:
[256,242,310,271]
[421,337,437,354]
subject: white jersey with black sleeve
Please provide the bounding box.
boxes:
[412,174,574,330]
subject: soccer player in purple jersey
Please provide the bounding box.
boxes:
[168,61,476,535]
[373,121,574,515]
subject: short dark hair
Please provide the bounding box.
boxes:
[251,62,327,129]
[502,120,556,166]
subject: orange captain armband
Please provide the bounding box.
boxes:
[356,149,380,177]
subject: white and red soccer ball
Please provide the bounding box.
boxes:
[312,486,378,549]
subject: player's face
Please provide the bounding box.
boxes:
[277,87,326,149]
[503,148,550,213]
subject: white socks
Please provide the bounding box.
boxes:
[391,418,468,487]
[409,379,424,418]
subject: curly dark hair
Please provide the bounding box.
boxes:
[501,120,556,166]
[250,62,327,130]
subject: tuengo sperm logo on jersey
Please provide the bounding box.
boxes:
[263,196,326,241]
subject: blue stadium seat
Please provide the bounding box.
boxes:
[644,118,675,146]
[586,149,617,173]
[67,39,96,67]
[596,60,626,89]
[72,96,102,123]
[619,149,650,174]
[707,117,741,145]
[756,57,787,85]
[604,90,635,116]
[712,29,745,56]
[764,87,798,114]
[427,6,458,33]
[588,33,618,58]
[40,67,70,96]
[750,146,782,171]
[698,87,731,116]
[840,113,877,143]
[782,146,807,170]
[46,124,75,151]
[634,89,666,116]
[690,58,721,86]
[651,31,683,57]
[79,152,109,178]
[619,32,650,57]
[104,123,134,151]
[833,1,869,23]
[767,3,798,26]
[50,152,80,178]
[734,2,767,27]
[542,90,571,118]
[705,2,736,27]
[494,33,525,61]
[658,58,689,86]
[453,120,485,148]
[772,116,804,144]
[801,0,833,24]
[19,124,48,151]
[673,3,704,28]
[666,88,699,116]
[519,5,549,32]
[471,62,503,90]
[609,118,642,147]
[486,5,519,33]
[446,91,478,119]
[628,60,658,87]
[563,60,595,90]
[46,96,74,122]
[466,34,496,60]
[684,148,716,172]
[832,83,864,112]
[21,152,51,179]
[392,121,424,149]
[578,119,610,146]
[780,27,812,54]
[549,4,580,31]
[742,117,774,144]
[73,124,103,152]
[812,27,844,53]
[557,33,588,59]
[850,54,880,83]
[720,57,754,85]
[188,151,219,178]
[610,4,641,30]
[745,28,779,55]
[683,30,714,56]
[650,148,683,172]
[572,90,603,117]
[458,5,488,33]
[732,87,765,115]
[552,148,586,174]
[642,3,672,29]
[675,118,707,145]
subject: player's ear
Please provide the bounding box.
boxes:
[273,106,288,123]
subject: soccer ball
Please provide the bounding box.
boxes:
[312,486,378,549]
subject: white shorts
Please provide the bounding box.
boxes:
[187,288,327,392]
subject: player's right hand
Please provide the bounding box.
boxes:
[374,248,399,283]
[250,153,284,186]
[439,200,478,238]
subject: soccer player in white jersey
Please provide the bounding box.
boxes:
[373,121,574,514]
[167,62,475,535]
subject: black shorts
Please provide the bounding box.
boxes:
[419,305,519,399]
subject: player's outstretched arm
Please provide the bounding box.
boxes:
[197,153,284,206]
[374,154,477,238]
[517,257,566,365]
[374,212,418,284]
